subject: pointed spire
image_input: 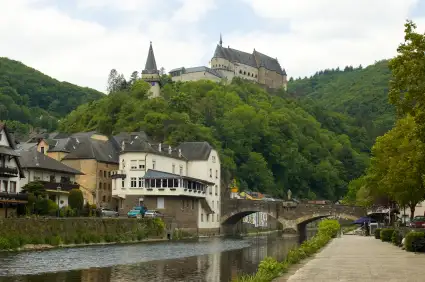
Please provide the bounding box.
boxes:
[143,41,158,74]
[219,33,223,46]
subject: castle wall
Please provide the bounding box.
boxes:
[171,71,221,83]
[258,67,285,89]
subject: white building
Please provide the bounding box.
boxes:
[111,134,221,234]
[18,149,84,208]
[243,212,268,228]
[0,123,26,217]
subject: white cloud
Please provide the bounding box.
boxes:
[0,0,215,92]
[171,0,217,23]
[236,0,425,78]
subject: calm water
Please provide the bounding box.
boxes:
[0,232,312,282]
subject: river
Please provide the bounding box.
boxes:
[0,231,314,282]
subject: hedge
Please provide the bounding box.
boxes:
[404,231,425,252]
[380,228,395,242]
[391,230,402,246]
[233,219,340,282]
[0,217,165,251]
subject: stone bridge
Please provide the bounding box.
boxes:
[220,198,366,236]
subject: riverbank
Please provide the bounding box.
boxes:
[0,217,165,252]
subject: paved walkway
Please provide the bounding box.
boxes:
[282,235,425,282]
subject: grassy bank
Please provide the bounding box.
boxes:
[0,217,165,251]
[234,219,341,282]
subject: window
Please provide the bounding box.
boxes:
[131,177,137,188]
[215,170,218,179]
[99,170,103,177]
[99,182,102,190]
[10,181,16,193]
[157,197,165,209]
[201,213,204,222]
[131,160,137,169]
[152,160,156,170]
[108,171,111,177]
[102,195,106,202]
[209,168,213,178]
[172,164,176,174]
[122,180,125,188]
[212,156,216,163]
[206,214,209,222]
[239,70,242,74]
[49,175,55,182]
[138,160,145,170]
[103,171,106,178]
[138,177,143,188]
[40,147,45,154]
[215,185,218,195]
[179,165,183,175]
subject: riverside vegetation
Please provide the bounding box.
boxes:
[233,219,341,282]
[0,217,165,251]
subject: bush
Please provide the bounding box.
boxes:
[380,229,395,242]
[68,189,84,213]
[318,219,340,238]
[391,230,402,246]
[404,231,425,252]
[374,228,381,239]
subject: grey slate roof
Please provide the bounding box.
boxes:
[19,149,83,175]
[213,45,257,68]
[212,45,286,75]
[111,132,150,151]
[62,136,119,164]
[120,137,186,160]
[169,66,222,78]
[176,142,212,161]
[143,42,159,74]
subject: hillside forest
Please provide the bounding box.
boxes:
[0,57,104,139]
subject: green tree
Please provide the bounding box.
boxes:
[22,181,46,198]
[68,189,84,213]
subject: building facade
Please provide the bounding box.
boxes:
[111,136,221,234]
[0,123,26,217]
[19,149,83,208]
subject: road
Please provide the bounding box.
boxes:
[280,235,425,282]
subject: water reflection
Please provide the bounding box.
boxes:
[0,233,306,282]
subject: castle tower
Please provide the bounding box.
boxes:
[142,41,161,98]
[219,33,222,46]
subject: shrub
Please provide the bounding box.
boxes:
[0,237,11,250]
[68,189,84,213]
[374,228,381,239]
[391,230,402,246]
[318,219,340,238]
[404,231,425,252]
[380,229,395,242]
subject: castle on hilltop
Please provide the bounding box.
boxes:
[141,36,288,98]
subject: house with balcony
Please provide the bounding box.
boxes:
[20,132,119,208]
[0,123,26,218]
[111,134,221,235]
[18,149,84,208]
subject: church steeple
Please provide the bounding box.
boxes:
[219,33,223,46]
[143,41,159,74]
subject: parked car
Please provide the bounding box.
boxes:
[127,209,143,218]
[100,208,119,217]
[144,210,164,218]
[409,216,425,228]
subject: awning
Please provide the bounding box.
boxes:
[46,189,69,194]
[200,198,214,214]
[143,169,215,185]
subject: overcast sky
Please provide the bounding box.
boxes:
[1,0,425,93]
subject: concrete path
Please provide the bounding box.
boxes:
[281,235,425,282]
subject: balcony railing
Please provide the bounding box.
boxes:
[111,170,126,179]
[39,181,79,192]
[0,166,18,177]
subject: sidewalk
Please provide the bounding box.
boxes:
[279,235,425,282]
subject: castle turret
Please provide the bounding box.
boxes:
[142,41,161,98]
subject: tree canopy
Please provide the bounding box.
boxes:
[60,75,369,200]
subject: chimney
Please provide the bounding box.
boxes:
[168,146,172,154]
[178,149,182,157]
[121,141,125,151]
[158,143,162,152]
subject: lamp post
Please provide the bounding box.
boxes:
[57,185,61,217]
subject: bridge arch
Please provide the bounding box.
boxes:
[280,213,359,234]
[221,210,278,226]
